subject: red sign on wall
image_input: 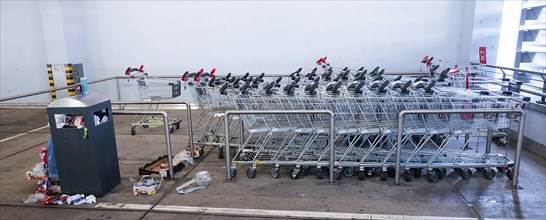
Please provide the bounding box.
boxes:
[479,47,487,64]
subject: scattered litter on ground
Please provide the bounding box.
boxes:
[176,171,212,195]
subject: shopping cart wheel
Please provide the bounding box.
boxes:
[358,171,366,180]
[365,168,375,178]
[316,168,324,179]
[403,170,414,182]
[434,168,447,179]
[379,172,388,181]
[459,169,472,180]
[142,125,149,128]
[246,168,257,179]
[483,169,496,180]
[131,126,137,136]
[290,168,300,180]
[300,166,310,176]
[413,168,422,178]
[218,147,224,159]
[506,168,513,180]
[343,167,354,177]
[271,168,280,178]
[387,168,395,178]
[495,137,508,146]
[427,171,439,183]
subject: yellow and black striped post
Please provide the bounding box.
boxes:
[47,64,57,101]
[64,63,76,96]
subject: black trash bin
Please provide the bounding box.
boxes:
[47,93,120,197]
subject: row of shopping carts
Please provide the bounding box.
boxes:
[183,58,528,183]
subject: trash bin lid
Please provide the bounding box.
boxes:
[47,93,110,108]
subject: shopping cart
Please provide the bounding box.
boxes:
[125,66,182,135]
[184,57,526,183]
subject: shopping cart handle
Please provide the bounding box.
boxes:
[347,81,358,90]
[284,83,296,95]
[355,81,366,94]
[198,68,204,74]
[394,75,402,81]
[378,80,389,93]
[275,76,282,84]
[232,77,241,87]
[425,80,436,93]
[378,69,385,76]
[258,72,265,82]
[182,71,189,82]
[219,83,229,95]
[439,68,450,80]
[208,77,216,87]
[358,70,367,80]
[139,65,144,72]
[401,80,412,93]
[224,72,232,81]
[264,82,275,95]
[240,81,251,94]
[357,67,364,72]
[414,76,424,82]
[125,67,132,76]
[421,56,429,63]
[242,72,250,80]
[332,81,343,94]
[210,68,216,77]
[372,66,380,74]
[316,57,324,65]
[295,67,302,74]
[326,82,335,91]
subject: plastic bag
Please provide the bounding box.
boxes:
[22,194,39,204]
[176,171,212,195]
[194,171,212,186]
[47,137,59,180]
[173,150,194,167]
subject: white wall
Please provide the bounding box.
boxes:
[469,0,504,64]
[80,1,470,79]
[0,1,50,103]
[1,1,475,103]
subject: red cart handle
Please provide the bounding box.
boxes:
[210,68,216,77]
[139,65,144,72]
[125,67,131,76]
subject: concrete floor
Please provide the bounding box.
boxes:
[0,108,545,219]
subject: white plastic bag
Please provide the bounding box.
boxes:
[176,171,212,195]
[172,150,194,167]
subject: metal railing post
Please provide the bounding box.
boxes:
[111,101,194,158]
[486,129,493,154]
[112,110,175,179]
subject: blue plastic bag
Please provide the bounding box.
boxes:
[47,137,59,179]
